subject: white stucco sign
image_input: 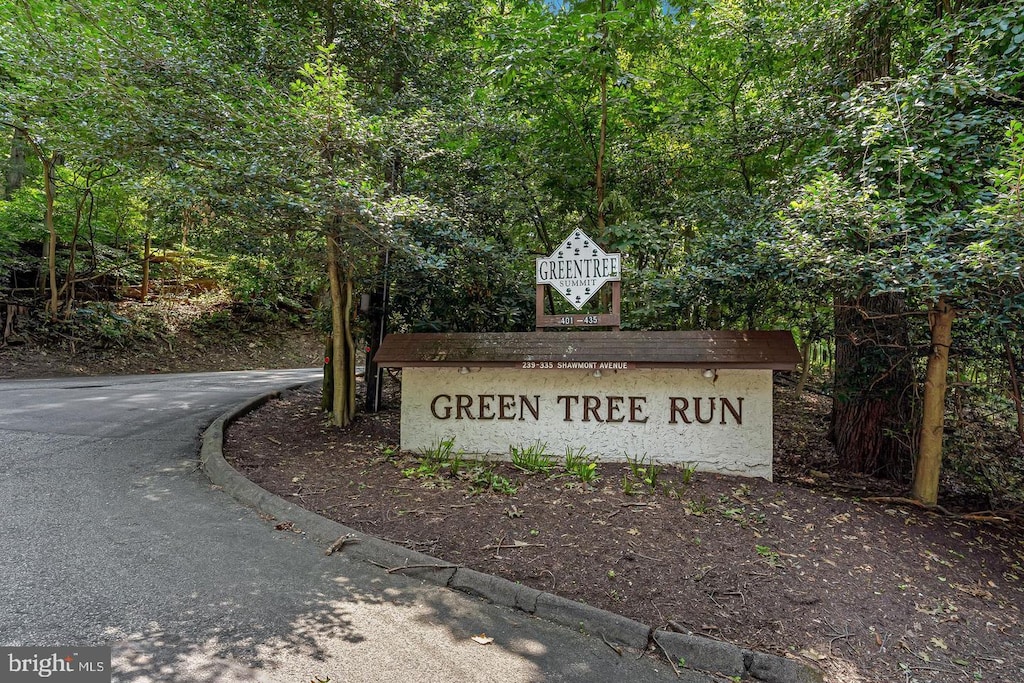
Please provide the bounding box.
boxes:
[536,230,620,310]
[399,367,775,480]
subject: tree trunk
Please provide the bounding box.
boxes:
[912,297,955,505]
[322,334,334,412]
[4,127,28,200]
[795,338,812,396]
[595,0,608,234]
[41,153,59,320]
[326,229,356,427]
[1006,342,1024,446]
[364,250,390,413]
[830,293,915,478]
[141,233,151,302]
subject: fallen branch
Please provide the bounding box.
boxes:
[667,620,688,634]
[863,497,1010,523]
[599,632,623,657]
[481,541,546,551]
[325,533,359,556]
[370,560,461,574]
[650,632,680,678]
[627,549,664,563]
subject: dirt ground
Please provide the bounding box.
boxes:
[0,301,322,379]
[225,379,1024,683]
[6,317,1021,683]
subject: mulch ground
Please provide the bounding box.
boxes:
[224,379,1024,683]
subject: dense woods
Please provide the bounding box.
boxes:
[2,0,1023,505]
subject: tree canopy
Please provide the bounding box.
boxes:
[3,0,1023,503]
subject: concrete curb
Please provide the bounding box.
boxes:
[200,385,823,683]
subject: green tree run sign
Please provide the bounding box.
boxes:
[375,332,801,480]
[535,229,621,310]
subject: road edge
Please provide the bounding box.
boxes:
[200,385,823,683]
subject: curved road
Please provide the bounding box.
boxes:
[0,370,684,683]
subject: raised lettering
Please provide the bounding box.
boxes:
[430,394,452,420]
[629,396,648,423]
[606,395,625,423]
[582,395,603,422]
[520,395,541,421]
[456,394,474,420]
[694,397,715,424]
[557,395,580,421]
[721,397,743,425]
[478,394,495,420]
[498,394,516,420]
[669,397,691,424]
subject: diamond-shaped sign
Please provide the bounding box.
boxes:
[536,229,620,310]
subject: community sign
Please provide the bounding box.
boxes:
[535,229,620,310]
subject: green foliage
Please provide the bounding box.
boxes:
[468,463,518,495]
[1,0,1022,499]
[564,446,601,483]
[54,302,161,348]
[510,442,556,474]
[625,453,663,489]
[678,462,697,486]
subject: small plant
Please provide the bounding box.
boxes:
[686,496,710,516]
[660,482,685,499]
[626,453,663,489]
[404,438,464,479]
[621,473,636,496]
[469,463,518,495]
[756,545,782,567]
[679,461,698,485]
[510,442,556,474]
[422,437,458,464]
[447,449,466,475]
[564,446,600,483]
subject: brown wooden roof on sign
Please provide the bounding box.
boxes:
[374,331,800,370]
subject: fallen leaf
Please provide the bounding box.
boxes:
[930,637,948,650]
[952,582,993,600]
[627,528,640,536]
[471,634,494,645]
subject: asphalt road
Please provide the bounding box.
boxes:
[0,370,687,683]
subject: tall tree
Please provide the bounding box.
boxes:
[779,0,1024,502]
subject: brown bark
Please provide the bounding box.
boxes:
[322,335,334,412]
[830,293,915,478]
[41,152,58,319]
[141,234,151,302]
[912,297,955,505]
[595,0,608,234]
[1006,343,1024,446]
[846,3,893,83]
[795,339,812,396]
[326,229,356,427]
[4,127,28,200]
